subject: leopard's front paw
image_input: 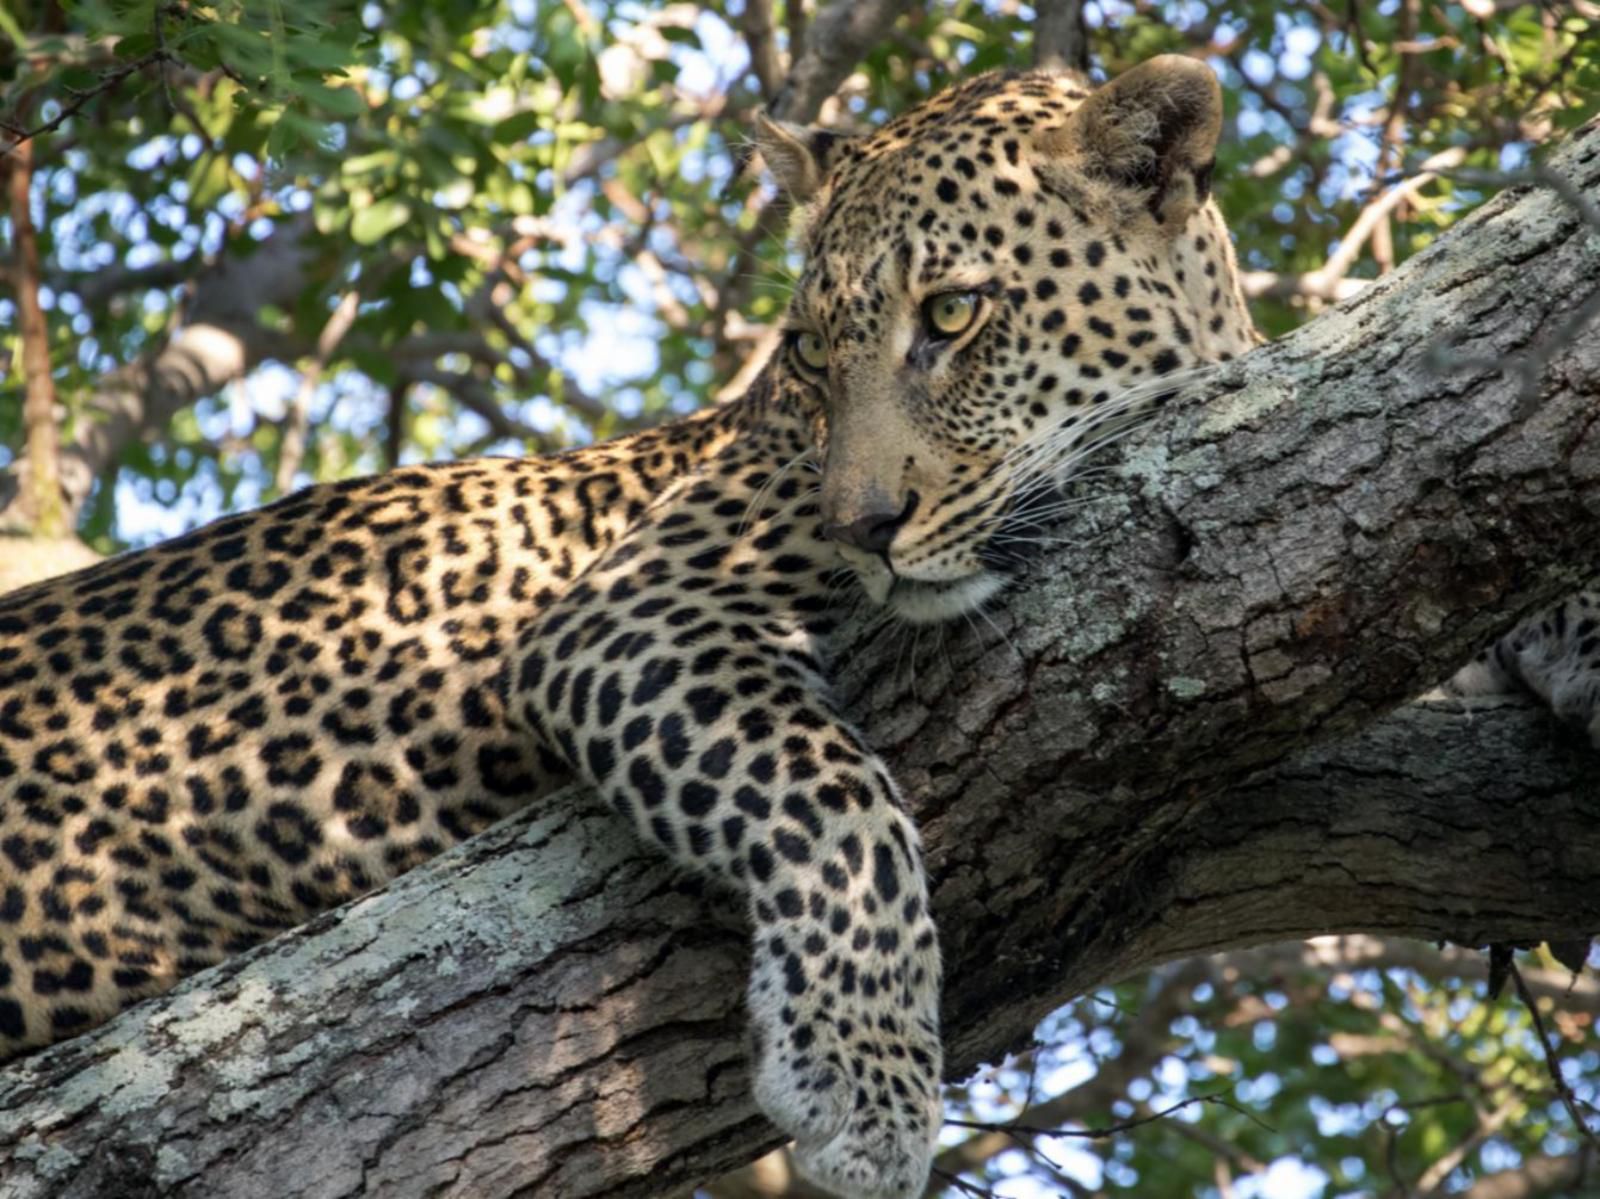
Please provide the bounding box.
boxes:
[749,991,941,1199]
[791,1100,938,1199]
[750,1010,854,1146]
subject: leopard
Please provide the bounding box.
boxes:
[1,57,1593,1199]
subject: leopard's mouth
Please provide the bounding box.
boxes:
[885,571,1007,625]
[833,542,1008,625]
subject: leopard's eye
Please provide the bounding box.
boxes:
[790,330,829,375]
[924,290,981,338]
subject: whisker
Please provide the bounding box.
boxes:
[739,447,818,535]
[971,602,1022,661]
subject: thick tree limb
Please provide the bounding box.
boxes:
[1,119,1598,1199]
[1032,0,1090,75]
[0,704,1591,1198]
[772,0,919,123]
[1218,935,1600,1014]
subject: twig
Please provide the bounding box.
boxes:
[0,51,171,156]
[928,1170,994,1198]
[1370,0,1422,273]
[275,289,360,494]
[1415,1095,1519,1197]
[1305,146,1466,296]
[1345,0,1374,74]
[1510,961,1600,1154]
[560,0,599,38]
[385,378,409,470]
[943,1087,1272,1142]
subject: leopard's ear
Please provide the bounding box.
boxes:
[752,112,853,202]
[1035,55,1223,229]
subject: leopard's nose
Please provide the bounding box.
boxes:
[822,492,917,557]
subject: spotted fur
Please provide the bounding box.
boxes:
[1442,590,1600,747]
[4,60,1588,1199]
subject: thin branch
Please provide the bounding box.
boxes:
[1415,1095,1520,1197]
[402,362,558,452]
[1459,1150,1593,1199]
[1306,146,1466,296]
[1510,962,1600,1155]
[928,1170,994,1198]
[385,378,409,470]
[0,51,172,155]
[1370,0,1422,272]
[274,289,360,495]
[785,0,808,68]
[1238,270,1370,304]
[560,0,600,38]
[943,1088,1271,1142]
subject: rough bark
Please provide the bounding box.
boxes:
[0,119,1597,1199]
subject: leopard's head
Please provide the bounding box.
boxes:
[756,57,1259,623]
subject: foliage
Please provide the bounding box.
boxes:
[3,2,1598,1196]
[935,945,1600,1198]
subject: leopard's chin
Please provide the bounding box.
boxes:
[886,571,1007,625]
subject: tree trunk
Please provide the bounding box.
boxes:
[0,119,1596,1199]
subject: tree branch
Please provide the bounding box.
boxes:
[771,0,918,123]
[1,117,1599,1195]
[0,214,322,535]
[1238,269,1370,303]
[0,213,612,537]
[0,703,1591,1197]
[275,289,361,495]
[1032,0,1090,75]
[738,0,784,102]
[0,52,172,155]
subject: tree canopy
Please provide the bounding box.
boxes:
[2,2,1598,1197]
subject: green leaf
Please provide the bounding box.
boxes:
[350,196,413,244]
[302,82,364,118]
[341,148,400,178]
[492,110,543,144]
[185,153,232,208]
